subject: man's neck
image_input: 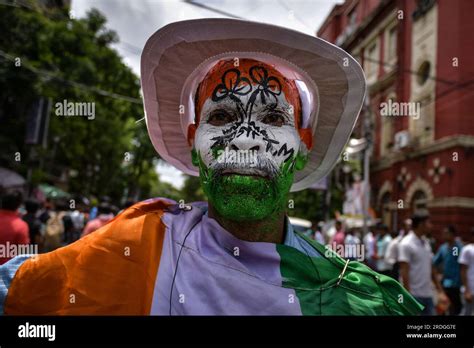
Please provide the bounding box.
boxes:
[413,229,424,239]
[208,204,286,243]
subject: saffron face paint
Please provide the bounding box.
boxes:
[192,59,309,221]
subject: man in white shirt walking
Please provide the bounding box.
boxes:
[459,227,474,315]
[398,213,447,315]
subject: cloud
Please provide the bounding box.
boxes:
[72,0,340,75]
[71,0,341,189]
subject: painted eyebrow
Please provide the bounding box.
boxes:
[258,103,292,121]
[261,103,292,115]
[206,106,236,117]
[204,106,239,122]
[261,103,280,112]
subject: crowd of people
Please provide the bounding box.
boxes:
[2,189,474,316]
[0,190,135,265]
[310,214,474,316]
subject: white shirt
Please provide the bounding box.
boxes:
[398,231,433,298]
[363,232,375,259]
[313,230,325,245]
[385,234,404,266]
[376,234,392,271]
[459,243,474,295]
[345,234,360,245]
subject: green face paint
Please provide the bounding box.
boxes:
[191,59,310,223]
[193,149,306,221]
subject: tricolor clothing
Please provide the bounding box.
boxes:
[0,199,422,315]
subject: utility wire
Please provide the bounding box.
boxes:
[181,0,244,19]
[362,56,466,88]
[2,1,472,109]
[277,0,315,33]
[0,49,143,105]
[3,0,467,90]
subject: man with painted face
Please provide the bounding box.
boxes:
[0,19,422,315]
[191,58,310,244]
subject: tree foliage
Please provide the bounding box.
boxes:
[0,4,160,202]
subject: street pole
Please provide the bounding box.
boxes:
[362,142,371,236]
[362,93,372,237]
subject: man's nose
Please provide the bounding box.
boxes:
[229,135,265,153]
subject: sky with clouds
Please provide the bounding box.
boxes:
[71,0,342,188]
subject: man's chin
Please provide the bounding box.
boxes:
[208,174,279,221]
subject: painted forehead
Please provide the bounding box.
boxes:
[195,59,302,126]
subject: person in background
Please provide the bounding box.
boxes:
[22,199,44,250]
[399,218,412,238]
[38,199,52,225]
[344,228,361,261]
[0,191,30,265]
[459,228,474,315]
[312,221,325,245]
[385,228,404,280]
[69,204,86,243]
[375,223,392,276]
[364,226,377,270]
[398,213,447,315]
[81,202,115,237]
[331,220,345,248]
[43,200,67,252]
[433,225,463,315]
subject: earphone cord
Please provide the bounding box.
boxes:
[169,217,201,316]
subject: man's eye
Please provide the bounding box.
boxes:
[261,113,285,127]
[207,112,235,126]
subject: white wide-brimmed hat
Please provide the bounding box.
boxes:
[141,18,365,192]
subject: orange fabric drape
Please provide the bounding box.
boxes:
[5,199,171,315]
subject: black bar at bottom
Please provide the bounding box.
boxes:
[0,315,473,345]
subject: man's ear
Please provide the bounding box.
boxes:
[298,128,313,150]
[187,124,197,146]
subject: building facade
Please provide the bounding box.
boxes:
[318,0,474,240]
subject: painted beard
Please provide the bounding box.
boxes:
[192,59,307,221]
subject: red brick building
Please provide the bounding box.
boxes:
[318,0,474,240]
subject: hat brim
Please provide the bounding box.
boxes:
[141,18,365,192]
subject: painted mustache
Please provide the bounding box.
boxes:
[211,151,279,180]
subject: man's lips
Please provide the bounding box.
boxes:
[221,168,269,179]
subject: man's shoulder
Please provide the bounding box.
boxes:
[1,197,179,315]
[399,233,414,247]
[460,244,474,257]
[294,234,423,315]
[122,197,177,215]
[79,198,174,239]
[13,215,28,230]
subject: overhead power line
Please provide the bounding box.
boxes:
[182,0,244,19]
[0,49,143,105]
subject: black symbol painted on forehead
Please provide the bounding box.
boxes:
[209,65,288,156]
[211,66,282,107]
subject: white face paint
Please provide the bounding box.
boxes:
[194,66,303,179]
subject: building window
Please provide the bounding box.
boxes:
[412,190,428,215]
[417,61,431,86]
[348,7,357,28]
[380,93,395,156]
[410,94,434,146]
[365,42,378,78]
[387,25,397,61]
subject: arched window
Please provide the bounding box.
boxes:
[411,190,428,215]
